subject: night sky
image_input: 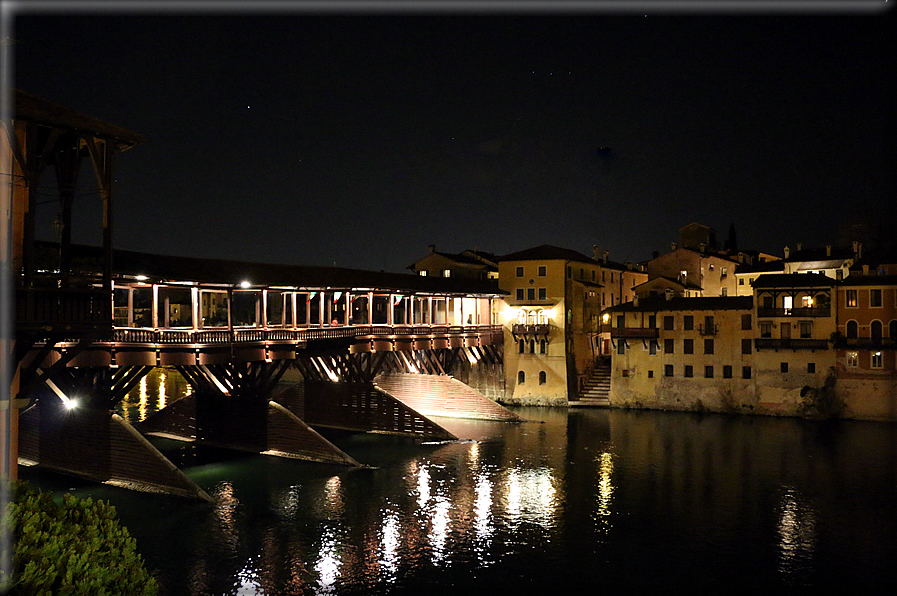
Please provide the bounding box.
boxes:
[9,2,895,273]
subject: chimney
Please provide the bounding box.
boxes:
[863,264,870,276]
[796,242,802,252]
[784,246,790,259]
[853,241,863,259]
[593,245,600,261]
[671,242,678,251]
[625,261,633,270]
[826,245,832,257]
[633,295,639,307]
[603,250,609,265]
[428,244,436,253]
[665,288,674,301]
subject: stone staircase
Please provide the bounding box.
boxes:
[571,360,611,407]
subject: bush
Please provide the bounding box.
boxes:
[1,481,157,595]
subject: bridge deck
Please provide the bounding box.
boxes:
[373,373,520,422]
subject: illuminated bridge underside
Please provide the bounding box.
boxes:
[373,373,521,422]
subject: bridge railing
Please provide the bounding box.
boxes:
[109,324,501,345]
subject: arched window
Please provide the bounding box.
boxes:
[847,320,858,339]
[529,339,536,353]
[517,370,525,384]
[517,309,527,324]
[518,339,525,353]
[538,310,547,324]
[540,339,547,354]
[890,320,897,341]
[871,320,883,345]
[528,310,537,325]
[539,371,546,385]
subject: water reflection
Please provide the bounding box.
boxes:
[777,486,816,582]
[39,398,896,594]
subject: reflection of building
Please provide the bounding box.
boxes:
[408,245,499,282]
[496,245,646,405]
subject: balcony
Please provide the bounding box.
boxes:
[755,338,829,351]
[610,327,659,339]
[757,307,831,318]
[512,324,550,336]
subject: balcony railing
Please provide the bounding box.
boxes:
[610,327,659,339]
[512,324,550,336]
[757,307,831,318]
[834,338,896,350]
[755,338,829,350]
[109,324,503,345]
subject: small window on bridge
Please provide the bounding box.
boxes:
[539,371,546,384]
[518,371,525,384]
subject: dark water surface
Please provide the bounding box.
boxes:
[20,374,897,594]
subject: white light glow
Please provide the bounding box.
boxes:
[62,397,78,410]
[135,275,148,281]
[240,280,251,288]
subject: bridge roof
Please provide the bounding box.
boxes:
[14,89,145,151]
[67,244,504,295]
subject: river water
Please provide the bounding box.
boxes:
[19,370,897,594]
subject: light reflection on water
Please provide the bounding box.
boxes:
[25,387,897,594]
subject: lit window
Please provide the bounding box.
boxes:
[517,309,527,324]
[443,269,451,278]
[537,310,548,324]
[872,352,883,368]
[419,270,427,276]
[846,289,857,307]
[847,352,858,367]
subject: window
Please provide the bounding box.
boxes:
[648,315,657,329]
[705,366,714,378]
[419,270,428,276]
[742,366,752,379]
[516,266,524,278]
[683,339,694,354]
[808,363,816,374]
[759,321,772,338]
[846,289,858,307]
[721,267,728,278]
[592,270,596,282]
[847,352,859,367]
[704,339,714,354]
[443,269,451,278]
[721,288,728,297]
[538,266,546,277]
[617,340,626,355]
[538,310,548,324]
[539,371,547,385]
[516,289,524,300]
[567,266,572,278]
[664,316,674,330]
[739,278,744,286]
[649,340,657,355]
[518,371,525,384]
[664,338,674,354]
[742,314,752,330]
[538,288,547,300]
[872,352,883,368]
[529,339,536,353]
[683,315,694,331]
[723,365,732,379]
[742,339,752,355]
[527,288,535,301]
[540,339,547,354]
[846,320,858,339]
[665,364,674,377]
[799,321,813,338]
[781,362,788,373]
[871,289,882,308]
[684,365,693,378]
[648,370,654,378]
[518,339,525,354]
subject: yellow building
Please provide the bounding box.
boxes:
[496,245,646,406]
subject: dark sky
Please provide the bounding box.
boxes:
[10,2,895,273]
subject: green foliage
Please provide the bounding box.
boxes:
[1,481,157,595]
